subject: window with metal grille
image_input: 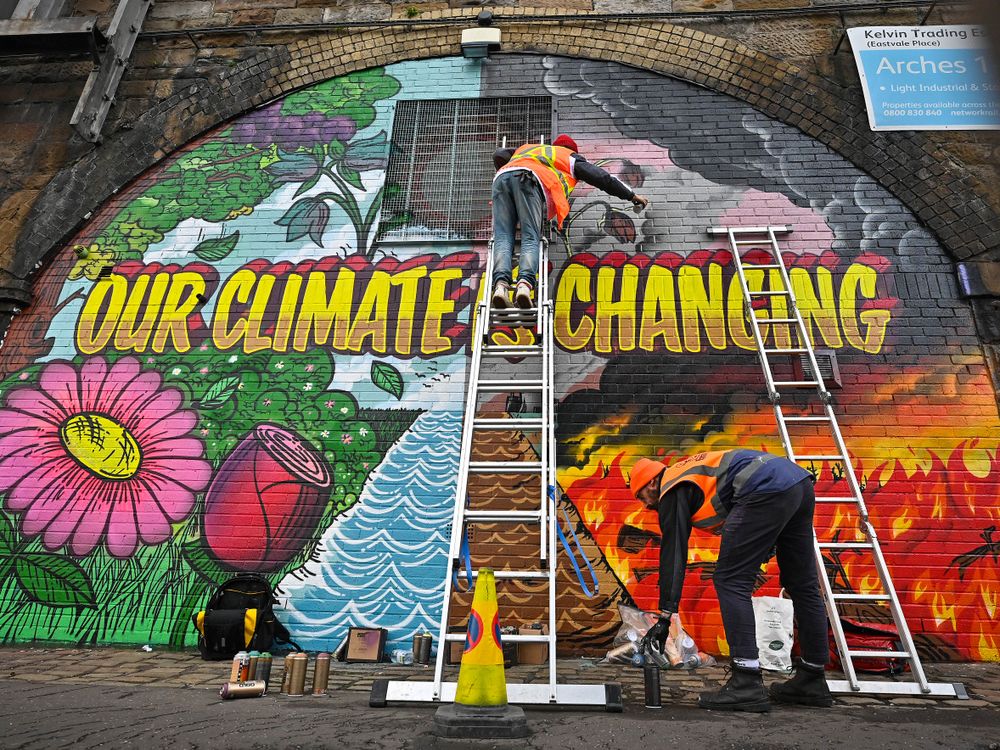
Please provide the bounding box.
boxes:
[379,96,553,242]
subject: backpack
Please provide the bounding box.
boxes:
[191,573,300,660]
[828,617,908,675]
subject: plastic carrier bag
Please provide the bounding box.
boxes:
[752,591,794,672]
[602,604,716,669]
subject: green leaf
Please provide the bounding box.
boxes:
[294,172,322,198]
[0,514,14,556]
[181,541,228,586]
[14,554,96,608]
[192,230,241,262]
[339,166,364,191]
[200,376,242,408]
[371,362,404,400]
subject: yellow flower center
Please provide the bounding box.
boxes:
[60,413,142,480]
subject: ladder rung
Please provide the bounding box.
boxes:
[445,633,552,643]
[462,570,550,581]
[815,496,858,503]
[491,307,539,316]
[473,418,544,430]
[743,263,783,269]
[764,347,808,354]
[782,416,832,423]
[773,380,821,388]
[847,650,911,659]
[468,461,543,473]
[794,454,845,461]
[465,510,542,522]
[482,347,542,357]
[752,316,797,324]
[478,380,543,391]
[832,594,892,602]
[708,225,790,235]
[747,290,790,296]
[817,542,873,550]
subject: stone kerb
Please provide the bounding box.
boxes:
[10,13,1000,289]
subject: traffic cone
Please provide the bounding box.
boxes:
[433,569,529,738]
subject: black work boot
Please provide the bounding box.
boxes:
[769,660,833,707]
[698,663,770,712]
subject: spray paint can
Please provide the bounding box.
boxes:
[219,680,266,700]
[606,641,638,662]
[312,653,331,695]
[230,651,248,682]
[279,656,293,694]
[288,653,308,696]
[643,661,662,709]
[257,652,273,693]
[415,633,432,665]
[247,651,260,681]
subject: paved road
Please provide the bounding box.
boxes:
[1,679,997,750]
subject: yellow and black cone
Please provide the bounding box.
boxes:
[454,567,508,706]
[433,568,530,738]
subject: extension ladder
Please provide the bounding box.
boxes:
[710,225,966,699]
[371,231,621,710]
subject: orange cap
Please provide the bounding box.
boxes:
[630,458,666,498]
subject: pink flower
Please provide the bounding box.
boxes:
[0,357,211,558]
[341,434,352,445]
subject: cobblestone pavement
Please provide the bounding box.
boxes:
[1,646,998,710]
[0,648,998,750]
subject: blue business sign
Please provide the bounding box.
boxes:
[848,25,1000,131]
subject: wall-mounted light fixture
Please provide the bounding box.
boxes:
[461,10,501,60]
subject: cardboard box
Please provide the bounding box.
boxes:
[517,626,548,665]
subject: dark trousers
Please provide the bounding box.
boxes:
[712,477,830,666]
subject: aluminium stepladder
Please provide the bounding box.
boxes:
[371,229,621,710]
[709,224,966,699]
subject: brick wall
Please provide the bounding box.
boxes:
[0,52,996,663]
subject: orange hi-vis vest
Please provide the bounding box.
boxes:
[496,144,578,227]
[657,450,779,534]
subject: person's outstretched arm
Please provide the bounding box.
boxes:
[573,155,649,210]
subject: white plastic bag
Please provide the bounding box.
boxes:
[752,591,794,672]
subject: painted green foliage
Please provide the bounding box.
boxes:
[0,67,420,647]
[73,69,401,274]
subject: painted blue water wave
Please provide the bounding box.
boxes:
[277,409,462,652]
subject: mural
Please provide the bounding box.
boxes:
[0,55,996,661]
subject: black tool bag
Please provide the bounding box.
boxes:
[191,573,300,660]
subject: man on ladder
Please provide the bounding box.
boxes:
[490,133,649,309]
[630,450,832,712]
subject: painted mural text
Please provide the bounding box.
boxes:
[553,251,893,355]
[75,255,472,357]
[74,251,892,357]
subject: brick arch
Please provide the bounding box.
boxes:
[11,15,998,289]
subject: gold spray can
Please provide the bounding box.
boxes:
[288,653,308,696]
[312,653,330,695]
[219,680,266,700]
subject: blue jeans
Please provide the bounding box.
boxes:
[491,171,544,288]
[712,478,830,665]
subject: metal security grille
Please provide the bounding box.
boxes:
[380,96,553,242]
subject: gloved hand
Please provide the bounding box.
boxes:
[640,615,671,655]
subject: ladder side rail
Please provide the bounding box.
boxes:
[431,237,496,697]
[543,241,559,701]
[814,539,862,690]
[538,235,550,565]
[727,228,782,402]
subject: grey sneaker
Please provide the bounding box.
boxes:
[491,280,509,309]
[514,280,533,309]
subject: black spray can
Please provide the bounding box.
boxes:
[643,661,662,709]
